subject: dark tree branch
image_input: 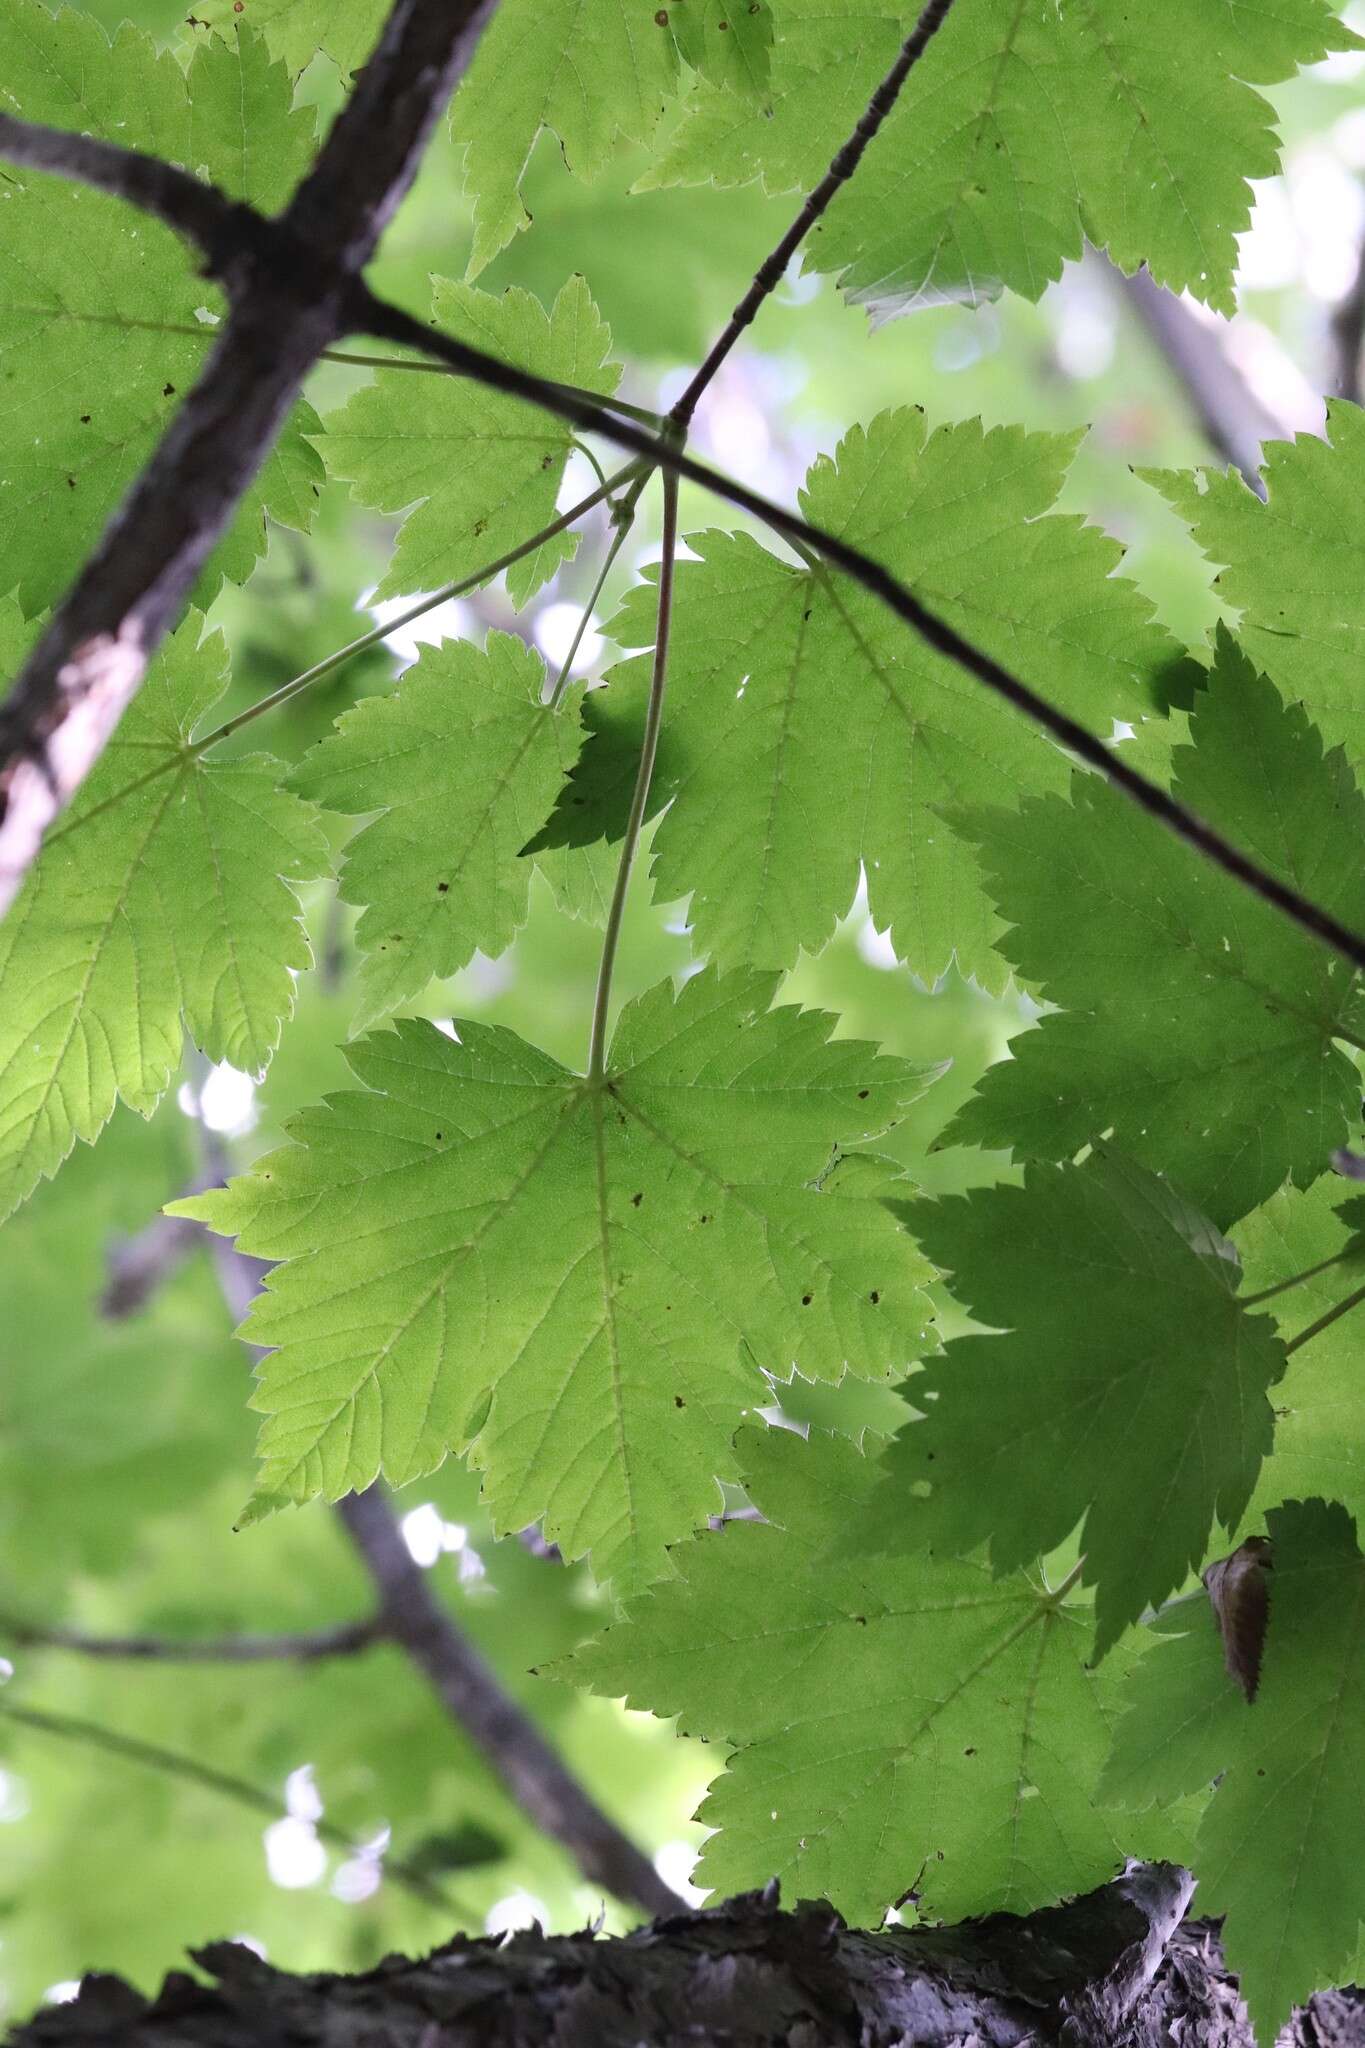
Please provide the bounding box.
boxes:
[9,1866,1364,2047]
[336,1488,681,1920]
[0,1615,381,1663]
[4,50,1365,981]
[209,1238,683,1921]
[1111,262,1289,495]
[0,118,231,254]
[0,1699,458,1917]
[0,0,497,916]
[670,0,959,425]
[354,286,1365,976]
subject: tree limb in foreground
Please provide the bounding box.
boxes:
[210,1238,681,1921]
[8,1867,1364,2047]
[0,0,497,916]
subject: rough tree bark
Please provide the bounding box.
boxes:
[7,1870,1362,2047]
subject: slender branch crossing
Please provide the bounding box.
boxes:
[356,288,1365,976]
[3,31,1364,978]
[669,0,960,424]
[199,460,645,748]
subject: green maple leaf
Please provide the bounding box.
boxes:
[319,275,619,604]
[0,1105,248,1598]
[190,0,386,76]
[290,634,589,1033]
[1101,1499,1365,2041]
[1148,404,1365,774]
[530,410,1182,988]
[173,969,939,1592]
[1232,1180,1365,1528]
[454,0,682,276]
[565,1423,1194,1921]
[667,0,772,99]
[947,635,1365,1230]
[0,601,328,1225]
[0,10,325,617]
[647,0,1356,317]
[868,1151,1287,1654]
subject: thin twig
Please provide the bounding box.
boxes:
[18,461,644,876]
[322,348,668,427]
[0,1698,463,1916]
[0,0,499,915]
[5,76,1365,977]
[670,0,959,425]
[586,470,680,1079]
[0,1615,382,1663]
[547,471,648,708]
[356,287,1365,978]
[208,1234,683,1919]
[197,459,645,749]
[1284,1277,1365,1355]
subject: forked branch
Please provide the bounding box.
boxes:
[3,0,1364,984]
[0,0,497,915]
[357,288,1365,976]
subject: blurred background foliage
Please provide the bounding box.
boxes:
[4,0,1365,2019]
